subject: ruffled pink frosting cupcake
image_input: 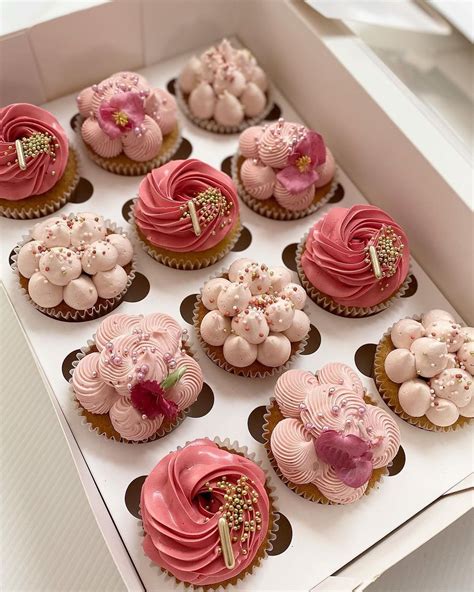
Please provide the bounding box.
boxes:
[0,103,77,218]
[177,39,270,130]
[377,309,474,429]
[236,119,336,217]
[299,205,410,314]
[15,213,134,319]
[77,71,178,172]
[268,364,401,504]
[71,313,203,441]
[134,159,241,269]
[141,438,271,586]
[197,258,310,376]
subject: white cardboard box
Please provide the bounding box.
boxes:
[1,1,472,591]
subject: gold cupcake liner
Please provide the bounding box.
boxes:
[11,215,136,322]
[295,234,412,318]
[192,267,309,378]
[374,320,473,432]
[69,338,200,444]
[74,115,183,176]
[176,83,275,135]
[262,397,389,504]
[0,147,80,219]
[130,201,243,270]
[139,436,280,591]
[231,151,338,220]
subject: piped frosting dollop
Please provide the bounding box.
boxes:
[270,363,400,504]
[178,39,269,127]
[383,310,473,427]
[72,313,203,441]
[199,258,310,369]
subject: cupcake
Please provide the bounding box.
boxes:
[14,212,135,321]
[133,159,241,269]
[141,438,275,587]
[232,119,337,219]
[194,257,310,377]
[177,39,272,133]
[71,313,203,442]
[76,71,181,175]
[0,103,79,219]
[264,364,401,504]
[297,205,411,317]
[374,309,474,431]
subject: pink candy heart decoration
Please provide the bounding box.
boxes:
[314,429,373,488]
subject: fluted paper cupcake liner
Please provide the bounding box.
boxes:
[374,320,473,432]
[262,397,389,504]
[0,147,80,219]
[193,267,309,378]
[139,436,280,591]
[69,338,200,443]
[176,84,275,135]
[231,151,338,220]
[296,234,412,318]
[73,115,183,176]
[130,201,243,270]
[12,215,136,322]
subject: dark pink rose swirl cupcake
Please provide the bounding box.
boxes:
[298,204,410,316]
[134,158,241,269]
[0,103,79,218]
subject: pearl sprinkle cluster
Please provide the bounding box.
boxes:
[206,475,262,558]
[180,187,233,232]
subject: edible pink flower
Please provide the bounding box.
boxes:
[276,131,326,194]
[314,429,373,488]
[97,91,145,139]
[131,380,178,420]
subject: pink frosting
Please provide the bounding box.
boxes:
[19,213,133,312]
[77,71,177,162]
[141,438,270,586]
[385,310,474,426]
[238,119,335,212]
[271,364,400,504]
[301,205,410,308]
[134,159,239,253]
[0,103,69,201]
[71,352,119,413]
[178,39,268,124]
[199,258,310,369]
[72,313,201,441]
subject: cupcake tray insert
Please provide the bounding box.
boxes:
[1,49,472,592]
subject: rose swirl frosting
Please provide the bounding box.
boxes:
[301,205,410,308]
[141,438,270,586]
[270,363,401,504]
[134,159,239,253]
[0,103,69,201]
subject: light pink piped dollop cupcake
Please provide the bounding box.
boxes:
[264,363,401,504]
[233,119,337,219]
[76,71,181,175]
[14,212,135,321]
[177,39,273,133]
[194,257,310,377]
[70,312,203,442]
[374,309,474,431]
